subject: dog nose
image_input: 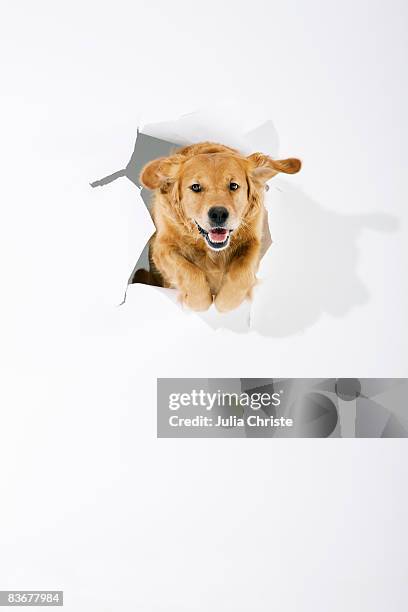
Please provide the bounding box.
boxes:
[208,206,229,225]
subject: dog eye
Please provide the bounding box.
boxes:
[229,182,239,191]
[190,183,202,192]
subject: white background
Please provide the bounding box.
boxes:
[1,1,407,610]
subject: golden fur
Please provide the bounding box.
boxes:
[140,142,301,312]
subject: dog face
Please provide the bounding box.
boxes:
[141,143,301,251]
[179,153,251,250]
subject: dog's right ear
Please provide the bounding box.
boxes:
[140,155,183,190]
[247,153,301,184]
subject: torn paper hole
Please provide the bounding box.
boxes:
[90,109,280,331]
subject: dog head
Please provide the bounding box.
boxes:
[140,142,301,251]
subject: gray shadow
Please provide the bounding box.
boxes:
[90,129,178,193]
[250,183,399,337]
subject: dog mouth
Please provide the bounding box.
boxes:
[195,222,232,250]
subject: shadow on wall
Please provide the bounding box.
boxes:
[250,183,399,337]
[90,114,398,338]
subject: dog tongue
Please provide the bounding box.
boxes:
[209,228,228,243]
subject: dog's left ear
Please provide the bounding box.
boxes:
[248,153,301,183]
[140,155,183,190]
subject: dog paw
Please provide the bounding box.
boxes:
[182,288,213,311]
[214,287,248,313]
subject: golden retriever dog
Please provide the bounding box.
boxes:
[140,142,301,312]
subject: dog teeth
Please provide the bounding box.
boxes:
[206,233,230,250]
